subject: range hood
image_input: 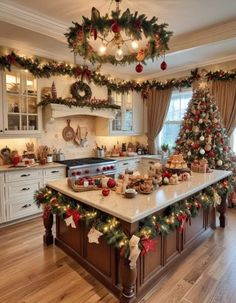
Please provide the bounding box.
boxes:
[43,104,116,125]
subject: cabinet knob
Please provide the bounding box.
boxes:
[0,130,3,133]
[21,203,32,208]
[51,170,59,174]
[20,173,30,177]
[21,187,30,191]
[5,128,7,131]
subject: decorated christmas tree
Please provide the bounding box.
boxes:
[175,87,234,171]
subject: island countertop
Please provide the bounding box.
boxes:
[46,170,231,223]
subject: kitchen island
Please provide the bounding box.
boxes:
[43,170,231,303]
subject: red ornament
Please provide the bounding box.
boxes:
[90,28,97,40]
[107,178,116,188]
[193,143,200,149]
[111,22,121,33]
[102,188,110,196]
[7,54,16,64]
[141,238,157,256]
[135,63,143,73]
[208,150,215,157]
[160,61,167,70]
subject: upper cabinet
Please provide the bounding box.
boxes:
[0,69,41,136]
[95,91,144,136]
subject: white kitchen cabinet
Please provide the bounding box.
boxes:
[0,69,41,136]
[2,166,66,223]
[95,91,144,136]
[0,173,5,223]
[5,169,43,221]
[43,167,66,184]
[116,158,142,177]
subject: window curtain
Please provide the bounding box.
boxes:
[211,80,236,136]
[147,88,172,154]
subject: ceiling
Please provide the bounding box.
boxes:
[0,0,235,79]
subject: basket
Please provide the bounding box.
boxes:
[67,178,102,192]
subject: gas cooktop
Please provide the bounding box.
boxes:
[56,157,116,168]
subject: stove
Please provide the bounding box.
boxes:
[56,157,117,178]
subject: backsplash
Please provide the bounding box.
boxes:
[0,115,147,159]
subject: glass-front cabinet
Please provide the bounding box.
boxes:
[112,92,133,133]
[1,69,39,135]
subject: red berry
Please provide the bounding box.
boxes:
[135,63,143,73]
[160,61,167,70]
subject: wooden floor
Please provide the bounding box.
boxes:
[1,210,236,303]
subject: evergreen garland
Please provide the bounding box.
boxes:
[34,180,228,258]
[0,52,235,93]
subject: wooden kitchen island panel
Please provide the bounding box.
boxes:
[44,170,231,302]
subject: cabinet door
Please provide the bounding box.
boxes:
[2,70,40,135]
[0,73,4,134]
[0,173,5,223]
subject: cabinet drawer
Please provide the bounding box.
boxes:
[5,169,42,182]
[43,167,66,180]
[6,180,41,202]
[6,200,41,221]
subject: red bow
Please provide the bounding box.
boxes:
[141,238,157,256]
[43,205,51,219]
[177,213,188,232]
[74,66,92,81]
[66,208,80,224]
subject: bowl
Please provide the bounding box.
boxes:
[124,189,137,199]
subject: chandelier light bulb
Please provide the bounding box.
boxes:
[99,45,107,54]
[131,40,139,50]
[115,48,124,61]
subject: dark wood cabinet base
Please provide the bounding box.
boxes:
[43,203,218,303]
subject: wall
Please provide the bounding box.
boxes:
[0,75,143,158]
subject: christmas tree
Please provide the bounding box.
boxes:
[175,87,234,170]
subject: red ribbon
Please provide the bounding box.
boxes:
[66,208,80,224]
[74,66,92,81]
[43,205,51,219]
[177,213,188,232]
[141,238,157,256]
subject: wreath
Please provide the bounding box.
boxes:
[65,7,173,65]
[71,81,92,103]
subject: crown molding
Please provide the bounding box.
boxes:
[136,54,236,81]
[0,1,236,56]
[0,1,68,42]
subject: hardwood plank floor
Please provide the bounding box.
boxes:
[0,209,236,303]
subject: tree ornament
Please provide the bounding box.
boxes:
[111,21,121,33]
[198,118,203,124]
[205,144,212,151]
[135,63,143,73]
[160,61,167,70]
[193,126,199,133]
[187,151,191,156]
[217,159,223,166]
[199,136,205,141]
[199,148,205,155]
[102,188,110,196]
[136,49,145,62]
[51,81,57,99]
[87,227,103,244]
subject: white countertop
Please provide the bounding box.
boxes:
[107,155,162,161]
[46,170,231,223]
[0,162,66,172]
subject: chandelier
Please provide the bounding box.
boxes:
[65,0,173,73]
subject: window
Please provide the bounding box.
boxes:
[157,89,192,150]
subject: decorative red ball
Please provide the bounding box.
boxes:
[107,178,116,188]
[102,188,110,197]
[111,22,121,33]
[208,151,215,157]
[160,61,167,70]
[135,63,143,73]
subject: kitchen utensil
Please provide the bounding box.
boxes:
[62,119,75,142]
[56,153,65,161]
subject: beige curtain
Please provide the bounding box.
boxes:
[212,80,236,136]
[147,88,172,154]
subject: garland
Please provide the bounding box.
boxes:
[34,180,228,261]
[65,7,173,65]
[38,95,121,110]
[70,81,92,102]
[0,52,235,93]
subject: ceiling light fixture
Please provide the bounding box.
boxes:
[65,0,173,73]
